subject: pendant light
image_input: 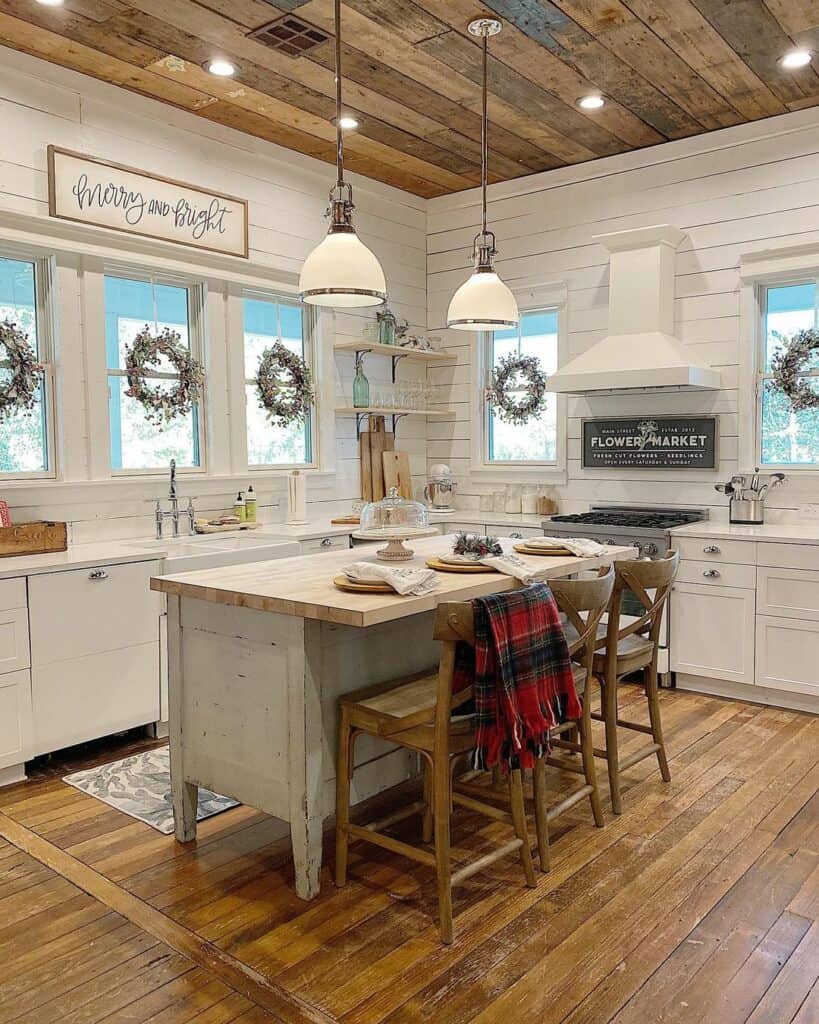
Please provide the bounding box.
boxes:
[298,0,386,307]
[446,19,519,331]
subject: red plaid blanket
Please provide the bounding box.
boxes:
[453,583,581,771]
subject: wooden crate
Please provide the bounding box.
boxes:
[0,521,68,558]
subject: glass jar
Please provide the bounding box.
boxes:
[352,352,370,408]
[479,492,494,513]
[521,484,538,514]
[504,484,522,514]
[377,308,397,346]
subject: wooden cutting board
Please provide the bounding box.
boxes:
[382,450,413,499]
[360,415,394,501]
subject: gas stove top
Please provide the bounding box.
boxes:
[544,505,708,558]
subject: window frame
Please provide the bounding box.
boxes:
[242,288,318,472]
[754,276,819,472]
[0,248,57,481]
[470,287,567,482]
[103,267,208,477]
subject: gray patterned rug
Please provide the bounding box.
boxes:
[63,746,239,834]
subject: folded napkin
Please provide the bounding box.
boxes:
[479,552,553,585]
[343,561,439,596]
[530,535,610,557]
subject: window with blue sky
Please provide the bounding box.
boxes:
[487,308,558,463]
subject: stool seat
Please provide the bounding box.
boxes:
[564,623,654,673]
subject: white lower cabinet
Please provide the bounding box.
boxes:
[756,616,819,698]
[671,582,756,685]
[0,669,33,771]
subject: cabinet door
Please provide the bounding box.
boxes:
[670,582,755,684]
[757,566,819,622]
[0,606,31,674]
[756,616,819,698]
[0,669,33,770]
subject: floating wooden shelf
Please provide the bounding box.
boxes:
[335,406,455,418]
[333,340,454,362]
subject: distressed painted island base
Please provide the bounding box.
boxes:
[168,594,439,899]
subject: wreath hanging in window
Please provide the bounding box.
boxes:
[767,328,819,412]
[255,341,315,428]
[0,320,44,423]
[485,352,548,426]
[125,325,205,428]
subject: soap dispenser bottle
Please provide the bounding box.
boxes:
[233,491,246,522]
[245,485,257,523]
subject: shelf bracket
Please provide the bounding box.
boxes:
[391,352,408,383]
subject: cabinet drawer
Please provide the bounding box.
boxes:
[300,535,350,554]
[0,669,32,770]
[676,537,756,564]
[757,542,819,571]
[29,559,161,666]
[0,577,26,612]
[757,566,819,621]
[677,560,756,589]
[0,607,30,674]
[503,526,545,540]
[32,642,159,755]
[756,615,819,697]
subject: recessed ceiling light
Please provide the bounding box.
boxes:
[578,94,605,110]
[337,115,359,130]
[205,59,237,77]
[780,48,812,69]
[36,0,64,6]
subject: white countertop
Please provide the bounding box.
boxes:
[0,539,166,579]
[671,520,819,544]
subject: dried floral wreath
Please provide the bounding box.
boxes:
[0,320,43,423]
[485,352,548,426]
[125,325,205,428]
[768,328,819,412]
[255,341,315,428]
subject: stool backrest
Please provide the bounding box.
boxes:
[605,550,679,655]
[549,566,615,674]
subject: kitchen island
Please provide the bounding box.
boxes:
[152,535,636,899]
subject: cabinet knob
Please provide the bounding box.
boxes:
[320,537,333,547]
[88,569,108,581]
[510,532,523,539]
[702,568,721,578]
[703,545,721,554]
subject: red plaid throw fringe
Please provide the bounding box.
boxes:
[453,583,581,771]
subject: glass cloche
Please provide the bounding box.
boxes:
[353,488,437,560]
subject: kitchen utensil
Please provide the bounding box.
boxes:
[382,450,413,499]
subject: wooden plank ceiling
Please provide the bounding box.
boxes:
[1,0,818,197]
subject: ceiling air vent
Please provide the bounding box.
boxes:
[251,15,331,57]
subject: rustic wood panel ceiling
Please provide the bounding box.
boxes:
[1,0,818,197]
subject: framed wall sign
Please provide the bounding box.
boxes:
[582,416,719,470]
[47,146,249,258]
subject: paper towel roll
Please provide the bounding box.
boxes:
[287,470,307,525]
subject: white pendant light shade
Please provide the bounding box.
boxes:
[299,229,386,307]
[447,268,518,330]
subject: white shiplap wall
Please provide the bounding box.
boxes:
[0,47,427,538]
[427,107,819,518]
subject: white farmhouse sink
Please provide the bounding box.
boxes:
[133,534,301,573]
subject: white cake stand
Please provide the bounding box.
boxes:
[352,526,439,561]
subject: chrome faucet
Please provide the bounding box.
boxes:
[154,459,196,538]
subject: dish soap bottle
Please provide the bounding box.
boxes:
[233,491,246,522]
[353,352,370,408]
[245,485,257,523]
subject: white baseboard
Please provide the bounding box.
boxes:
[0,763,26,787]
[676,674,819,715]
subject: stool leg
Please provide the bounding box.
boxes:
[433,753,454,944]
[509,768,537,887]
[335,708,353,887]
[532,758,550,872]
[603,672,623,815]
[646,664,671,783]
[580,698,604,828]
[422,755,433,843]
[565,723,580,752]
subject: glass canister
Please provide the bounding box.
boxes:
[377,308,397,345]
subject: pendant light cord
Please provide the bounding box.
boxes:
[335,0,344,189]
[481,29,488,237]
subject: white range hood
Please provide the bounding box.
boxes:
[547,224,721,395]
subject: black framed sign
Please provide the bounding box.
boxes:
[582,416,718,470]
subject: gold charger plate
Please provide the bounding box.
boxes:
[425,557,498,573]
[333,575,395,594]
[513,543,574,557]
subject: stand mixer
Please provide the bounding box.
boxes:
[423,463,457,513]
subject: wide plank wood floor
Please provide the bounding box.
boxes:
[0,687,817,1024]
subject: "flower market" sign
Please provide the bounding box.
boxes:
[47,147,248,258]
[582,416,718,470]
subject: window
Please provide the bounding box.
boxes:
[0,255,53,476]
[485,308,559,464]
[105,275,204,472]
[243,294,314,467]
[758,280,819,468]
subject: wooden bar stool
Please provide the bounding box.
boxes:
[590,551,679,814]
[335,601,537,945]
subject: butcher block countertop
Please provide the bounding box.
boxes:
[151,535,637,628]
